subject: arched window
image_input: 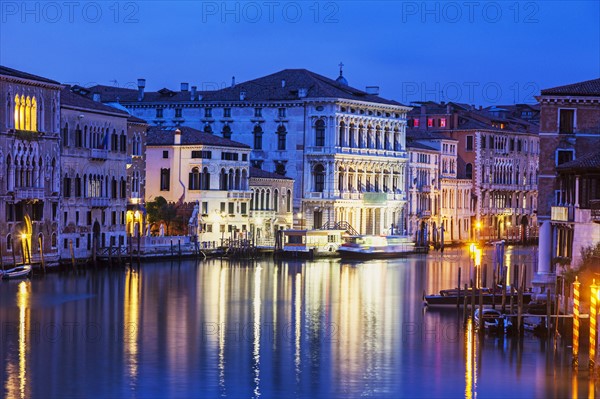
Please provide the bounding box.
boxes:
[51,233,57,249]
[349,124,355,148]
[466,163,473,179]
[222,125,232,140]
[315,119,325,147]
[31,97,37,131]
[274,189,279,212]
[286,189,292,212]
[277,125,287,150]
[120,177,126,198]
[25,96,31,131]
[203,167,210,190]
[338,121,345,147]
[62,122,69,147]
[120,131,127,152]
[314,164,325,192]
[189,167,200,190]
[367,126,373,148]
[220,168,227,190]
[7,234,12,252]
[75,174,82,197]
[253,125,263,150]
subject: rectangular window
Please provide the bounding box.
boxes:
[241,203,247,215]
[440,118,446,127]
[76,211,80,225]
[427,118,433,128]
[87,211,92,225]
[278,132,286,150]
[242,154,247,161]
[192,150,212,159]
[175,108,182,118]
[556,149,574,166]
[162,150,169,159]
[160,168,170,191]
[223,108,231,118]
[111,211,116,225]
[205,108,212,118]
[228,202,235,215]
[254,108,262,118]
[221,152,239,161]
[278,108,286,118]
[202,201,208,214]
[559,109,575,134]
[414,118,420,127]
[220,202,226,213]
[466,135,473,151]
[156,108,163,118]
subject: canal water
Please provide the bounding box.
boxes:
[0,246,595,398]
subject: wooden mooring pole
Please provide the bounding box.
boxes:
[69,239,76,270]
[38,235,45,272]
[573,277,581,369]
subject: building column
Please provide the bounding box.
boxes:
[575,175,580,208]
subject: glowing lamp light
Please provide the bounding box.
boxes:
[475,221,482,230]
[21,233,27,240]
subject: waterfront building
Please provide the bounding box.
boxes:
[249,167,294,245]
[145,125,252,245]
[406,131,473,244]
[87,67,411,235]
[59,88,130,259]
[0,66,62,265]
[537,78,600,278]
[125,115,148,237]
[408,102,539,242]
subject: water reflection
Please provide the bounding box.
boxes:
[0,248,592,398]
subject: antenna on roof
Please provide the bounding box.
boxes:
[110,80,118,87]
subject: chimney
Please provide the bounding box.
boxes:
[137,78,146,101]
[191,86,197,101]
[365,86,379,95]
[232,76,236,87]
[281,79,286,88]
[174,128,182,145]
[92,92,101,102]
[181,82,189,92]
[240,90,246,101]
[298,88,307,98]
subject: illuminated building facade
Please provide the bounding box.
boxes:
[87,68,410,235]
[145,125,252,244]
[0,66,62,264]
[537,78,600,275]
[59,87,130,258]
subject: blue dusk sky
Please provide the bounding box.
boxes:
[1,0,599,105]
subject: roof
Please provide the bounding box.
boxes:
[249,167,293,180]
[0,65,61,85]
[541,78,600,96]
[407,130,457,141]
[61,87,130,116]
[88,69,406,107]
[406,141,438,151]
[127,115,148,124]
[146,126,250,149]
[557,151,600,171]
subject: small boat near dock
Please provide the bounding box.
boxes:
[277,229,345,259]
[1,264,32,280]
[337,235,424,260]
[474,308,503,331]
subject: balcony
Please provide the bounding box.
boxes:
[421,185,431,193]
[14,187,45,200]
[420,210,432,218]
[227,191,252,199]
[89,197,110,208]
[551,206,574,222]
[90,148,108,160]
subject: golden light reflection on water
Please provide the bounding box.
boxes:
[253,265,262,398]
[5,280,31,399]
[294,271,302,383]
[464,318,477,399]
[124,269,140,389]
[218,265,228,394]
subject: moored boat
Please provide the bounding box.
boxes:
[1,265,32,280]
[278,229,345,259]
[424,286,532,307]
[337,235,420,260]
[474,308,503,331]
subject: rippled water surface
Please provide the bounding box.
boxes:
[0,246,595,398]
